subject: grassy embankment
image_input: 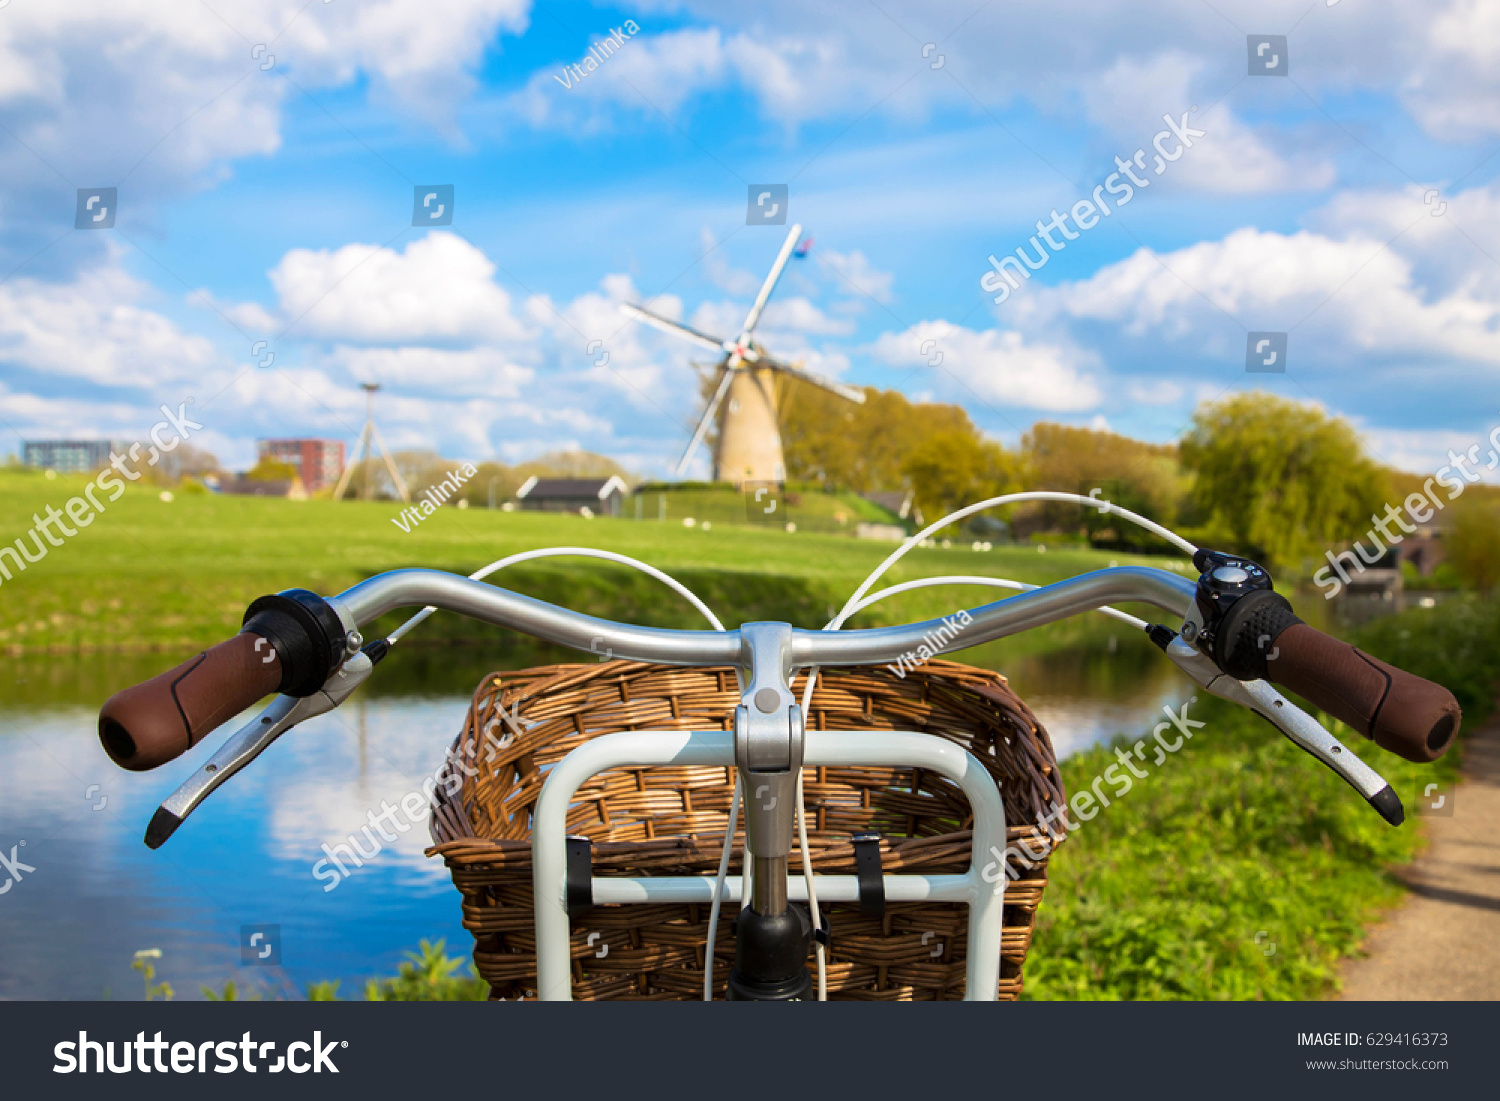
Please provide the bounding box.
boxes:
[0,469,1177,660]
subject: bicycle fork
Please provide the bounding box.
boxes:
[728,622,813,1000]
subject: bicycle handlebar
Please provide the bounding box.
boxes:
[97,559,1458,793]
[97,565,1194,773]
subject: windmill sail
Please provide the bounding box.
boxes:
[618,302,726,352]
[675,367,735,476]
[619,222,863,484]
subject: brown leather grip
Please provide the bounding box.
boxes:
[1265,623,1460,763]
[98,633,283,771]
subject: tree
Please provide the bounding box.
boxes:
[243,458,297,482]
[392,450,454,498]
[141,443,221,487]
[513,448,633,484]
[900,430,1019,522]
[458,461,514,508]
[1179,393,1389,571]
[779,379,981,492]
[1020,422,1186,546]
[1445,498,1500,591]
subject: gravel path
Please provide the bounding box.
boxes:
[1338,715,1500,1000]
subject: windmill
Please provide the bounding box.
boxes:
[332,383,411,502]
[621,223,865,486]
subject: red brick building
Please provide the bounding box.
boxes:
[257,438,345,492]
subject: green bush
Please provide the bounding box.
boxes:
[361,939,488,1001]
[1444,499,1500,591]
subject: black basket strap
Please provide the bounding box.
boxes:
[851,831,886,916]
[565,835,593,919]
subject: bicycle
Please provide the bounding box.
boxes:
[96,494,1460,1001]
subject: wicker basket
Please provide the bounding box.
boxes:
[426,658,1066,1000]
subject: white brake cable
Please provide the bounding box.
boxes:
[845,491,1196,618]
[796,491,1198,1000]
[380,547,737,1002]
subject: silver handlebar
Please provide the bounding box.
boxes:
[331,565,1198,667]
[147,562,1401,844]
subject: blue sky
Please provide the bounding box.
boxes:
[3,0,1500,478]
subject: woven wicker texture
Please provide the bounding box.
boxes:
[427,658,1066,1000]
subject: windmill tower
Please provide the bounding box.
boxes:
[332,383,410,502]
[621,224,864,485]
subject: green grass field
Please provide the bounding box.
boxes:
[0,468,1184,655]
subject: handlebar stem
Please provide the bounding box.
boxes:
[733,623,803,917]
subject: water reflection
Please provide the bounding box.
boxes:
[992,632,1190,760]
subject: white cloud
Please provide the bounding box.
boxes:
[757,296,858,338]
[0,383,146,442]
[490,0,1500,193]
[1361,425,1500,481]
[0,0,530,238]
[870,321,1102,412]
[266,232,537,345]
[188,290,280,335]
[0,260,222,388]
[1401,0,1500,139]
[1034,220,1500,366]
[502,26,729,132]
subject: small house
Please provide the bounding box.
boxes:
[514,475,627,517]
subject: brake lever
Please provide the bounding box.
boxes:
[1158,634,1404,825]
[143,648,377,848]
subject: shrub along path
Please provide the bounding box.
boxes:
[1338,712,1500,999]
